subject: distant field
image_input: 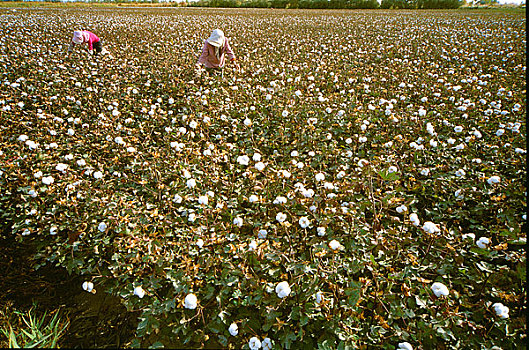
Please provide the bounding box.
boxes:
[0,7,525,349]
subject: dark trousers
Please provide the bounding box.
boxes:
[93,40,103,55]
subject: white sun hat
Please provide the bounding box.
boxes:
[207,29,225,47]
[72,31,84,44]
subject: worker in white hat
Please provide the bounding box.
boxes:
[196,29,239,76]
[66,30,103,58]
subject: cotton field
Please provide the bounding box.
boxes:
[0,7,526,349]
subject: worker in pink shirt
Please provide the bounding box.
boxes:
[196,29,239,76]
[66,30,103,57]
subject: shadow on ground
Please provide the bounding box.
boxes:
[0,233,138,348]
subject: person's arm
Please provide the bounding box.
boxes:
[224,39,239,69]
[197,41,209,67]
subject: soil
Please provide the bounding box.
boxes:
[0,232,138,348]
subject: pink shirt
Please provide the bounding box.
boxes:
[197,38,236,69]
[68,31,100,52]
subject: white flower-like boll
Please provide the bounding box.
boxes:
[233,217,244,227]
[396,205,407,214]
[388,166,398,173]
[276,212,287,223]
[198,195,208,205]
[187,178,196,188]
[275,281,291,298]
[299,216,310,229]
[317,227,326,237]
[196,239,204,248]
[98,222,107,232]
[93,171,103,179]
[262,337,272,350]
[431,282,449,297]
[492,302,509,319]
[454,126,463,133]
[422,221,440,234]
[255,162,266,171]
[82,281,94,292]
[228,323,238,336]
[315,173,325,182]
[133,286,145,298]
[258,229,268,239]
[397,342,413,350]
[487,176,500,185]
[184,293,198,309]
[249,195,258,203]
[249,337,262,350]
[476,237,490,249]
[42,176,54,185]
[409,213,420,226]
[455,169,466,177]
[328,239,342,251]
[237,155,250,166]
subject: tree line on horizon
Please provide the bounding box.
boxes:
[187,0,463,8]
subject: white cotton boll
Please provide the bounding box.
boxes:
[455,189,464,199]
[359,136,368,143]
[56,163,68,173]
[50,226,58,235]
[183,170,192,179]
[255,162,266,171]
[228,323,238,336]
[21,229,30,236]
[454,126,463,133]
[115,136,124,145]
[496,129,504,136]
[133,286,145,298]
[345,138,353,144]
[196,239,204,248]
[233,217,243,227]
[388,166,398,173]
[276,212,287,222]
[290,150,298,157]
[329,239,342,250]
[248,240,257,251]
[126,146,136,153]
[198,195,209,205]
[249,337,262,350]
[492,303,509,319]
[487,176,500,185]
[358,159,369,167]
[337,171,346,179]
[476,237,490,249]
[266,94,273,100]
[189,121,198,129]
[473,130,482,138]
[34,171,43,178]
[28,190,37,197]
[515,148,526,154]
[93,171,103,179]
[396,205,408,214]
[409,213,420,226]
[18,134,28,142]
[98,222,107,232]
[299,217,310,229]
[431,282,449,297]
[302,189,314,198]
[397,342,413,350]
[420,168,430,176]
[82,281,94,292]
[188,213,196,222]
[282,110,289,117]
[77,159,86,166]
[262,337,272,350]
[462,233,475,241]
[249,195,258,203]
[429,139,438,147]
[273,196,287,205]
[315,291,323,304]
[275,281,291,298]
[315,173,325,181]
[317,227,326,237]
[258,229,268,239]
[244,118,252,126]
[253,153,262,161]
[418,108,427,117]
[455,169,466,177]
[173,194,183,203]
[447,138,456,145]
[187,179,196,188]
[237,155,250,166]
[323,182,335,190]
[184,293,198,309]
[42,176,54,185]
[422,221,440,234]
